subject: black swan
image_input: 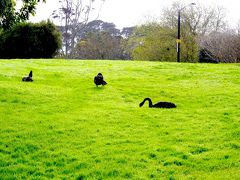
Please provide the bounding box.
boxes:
[139,98,176,108]
[22,70,33,82]
[94,73,107,87]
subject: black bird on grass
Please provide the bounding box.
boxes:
[139,98,176,108]
[22,70,33,82]
[94,73,107,87]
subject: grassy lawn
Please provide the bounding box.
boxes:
[0,59,239,179]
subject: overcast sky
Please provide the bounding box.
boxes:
[30,0,240,29]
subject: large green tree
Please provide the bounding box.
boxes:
[0,21,62,58]
[128,22,198,62]
[0,0,45,30]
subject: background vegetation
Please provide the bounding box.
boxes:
[0,1,239,179]
[0,0,46,30]
[0,21,61,58]
[50,1,240,62]
[1,1,240,62]
[0,60,239,179]
[0,0,61,59]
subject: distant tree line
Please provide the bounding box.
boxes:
[54,1,240,63]
[0,0,239,62]
[61,20,134,60]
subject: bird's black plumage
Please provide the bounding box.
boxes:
[139,98,176,108]
[94,73,107,87]
[22,70,33,82]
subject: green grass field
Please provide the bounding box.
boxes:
[0,59,239,179]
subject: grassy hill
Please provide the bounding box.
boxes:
[0,59,239,179]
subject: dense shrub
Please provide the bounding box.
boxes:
[0,21,62,58]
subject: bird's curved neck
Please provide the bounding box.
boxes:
[144,98,153,107]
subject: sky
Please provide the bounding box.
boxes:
[30,0,240,29]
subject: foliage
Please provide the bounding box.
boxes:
[0,60,239,179]
[0,0,15,30]
[64,20,134,60]
[82,20,121,38]
[72,31,123,59]
[0,0,46,30]
[180,30,199,62]
[200,30,240,63]
[0,21,62,58]
[51,0,105,57]
[128,1,227,62]
[159,1,240,63]
[129,23,198,62]
[161,1,226,36]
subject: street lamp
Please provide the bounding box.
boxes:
[177,2,196,62]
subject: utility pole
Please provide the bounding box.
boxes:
[176,3,196,62]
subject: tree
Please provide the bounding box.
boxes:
[70,20,134,60]
[200,30,240,63]
[161,1,226,36]
[0,21,62,58]
[82,20,121,37]
[128,22,198,62]
[167,1,240,63]
[0,0,46,30]
[52,0,105,57]
[159,1,227,62]
[72,31,123,60]
[130,23,176,61]
[121,27,134,39]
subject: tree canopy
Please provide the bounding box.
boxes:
[0,21,61,58]
[0,0,46,30]
[51,0,105,57]
[72,31,123,60]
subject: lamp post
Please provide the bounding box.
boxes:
[177,3,196,62]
